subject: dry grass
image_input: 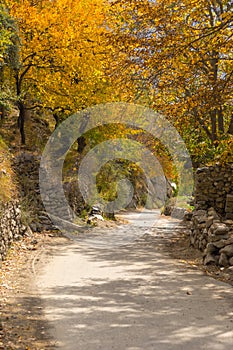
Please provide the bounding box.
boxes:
[0,137,18,203]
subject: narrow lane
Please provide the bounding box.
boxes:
[35,211,233,350]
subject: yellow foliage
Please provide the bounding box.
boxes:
[0,137,18,203]
[107,0,233,162]
[6,0,112,111]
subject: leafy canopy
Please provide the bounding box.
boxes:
[108,0,233,164]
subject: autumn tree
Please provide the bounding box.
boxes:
[5,0,111,144]
[108,0,233,164]
[0,4,13,64]
[0,2,19,119]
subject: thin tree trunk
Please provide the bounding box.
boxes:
[77,136,86,154]
[217,107,224,134]
[77,112,90,154]
[17,101,26,145]
[228,113,233,135]
[15,70,27,145]
[0,105,5,120]
[210,110,217,142]
[53,112,59,129]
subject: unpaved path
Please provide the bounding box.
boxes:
[34,211,233,350]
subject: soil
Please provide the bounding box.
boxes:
[1,219,233,349]
[0,219,123,350]
[164,226,233,286]
[0,230,67,350]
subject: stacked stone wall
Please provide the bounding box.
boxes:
[187,163,233,267]
[14,152,86,231]
[13,152,53,231]
[195,164,233,216]
[0,201,29,263]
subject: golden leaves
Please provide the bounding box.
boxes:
[6,0,111,111]
[108,0,233,150]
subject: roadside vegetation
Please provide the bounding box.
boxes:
[0,0,232,216]
[0,2,232,348]
[0,136,17,203]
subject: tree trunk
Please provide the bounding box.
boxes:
[77,136,86,154]
[15,70,26,145]
[217,107,224,134]
[0,105,5,121]
[17,101,26,145]
[210,110,217,142]
[228,113,233,135]
[53,112,60,129]
[77,113,90,154]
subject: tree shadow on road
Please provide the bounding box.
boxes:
[36,231,233,350]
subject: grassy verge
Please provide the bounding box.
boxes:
[0,136,18,203]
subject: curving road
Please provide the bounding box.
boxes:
[35,210,233,350]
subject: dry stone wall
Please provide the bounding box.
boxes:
[13,152,53,232]
[194,164,233,216]
[187,164,233,267]
[0,201,29,263]
[14,152,86,231]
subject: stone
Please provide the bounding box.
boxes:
[224,237,233,245]
[199,222,207,228]
[224,220,233,225]
[208,208,219,219]
[226,194,233,202]
[229,257,233,266]
[205,243,218,254]
[196,167,210,174]
[225,213,233,220]
[202,228,208,235]
[184,211,193,221]
[190,235,195,246]
[0,201,30,262]
[213,240,226,249]
[206,217,214,228]
[225,206,233,213]
[202,239,207,248]
[211,223,229,235]
[171,207,186,220]
[204,253,217,265]
[87,214,104,225]
[216,196,224,202]
[195,203,208,210]
[212,219,221,224]
[208,233,229,242]
[220,244,233,258]
[193,210,207,217]
[15,208,21,215]
[29,223,37,232]
[219,253,229,267]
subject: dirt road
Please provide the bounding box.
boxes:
[35,211,233,350]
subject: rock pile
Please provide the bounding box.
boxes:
[13,152,50,231]
[187,208,233,266]
[225,194,233,220]
[0,201,30,263]
[13,152,84,231]
[195,164,233,214]
[186,163,233,267]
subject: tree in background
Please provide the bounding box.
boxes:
[2,0,232,166]
[0,2,19,119]
[108,0,233,164]
[5,0,111,143]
